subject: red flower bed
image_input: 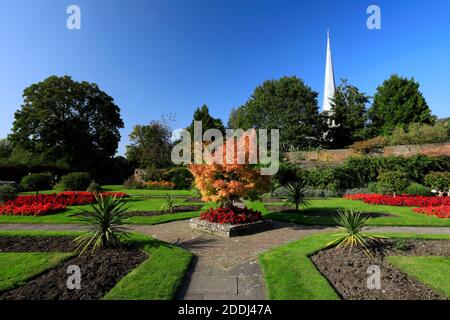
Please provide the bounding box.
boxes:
[0,192,129,217]
[344,194,450,219]
[344,194,450,207]
[413,206,450,219]
[200,207,263,225]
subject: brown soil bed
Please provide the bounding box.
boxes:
[265,205,392,218]
[0,236,148,300]
[0,236,78,252]
[311,239,450,300]
[186,197,204,203]
[261,198,286,203]
[128,205,203,217]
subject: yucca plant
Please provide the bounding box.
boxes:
[161,192,177,213]
[327,209,384,256]
[285,180,308,212]
[74,193,130,255]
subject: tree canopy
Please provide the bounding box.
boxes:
[368,75,434,136]
[9,76,124,174]
[187,105,225,137]
[228,76,325,151]
[326,79,370,148]
[126,120,173,169]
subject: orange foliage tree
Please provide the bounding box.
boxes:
[188,138,271,208]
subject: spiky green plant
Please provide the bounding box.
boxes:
[161,192,177,213]
[327,210,384,256]
[74,193,130,255]
[285,180,308,212]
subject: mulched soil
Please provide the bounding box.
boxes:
[0,237,148,300]
[127,205,203,217]
[265,205,392,218]
[311,239,450,300]
[261,198,286,203]
[0,236,78,252]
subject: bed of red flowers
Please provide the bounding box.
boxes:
[344,194,450,207]
[413,206,450,219]
[200,207,263,225]
[344,194,450,218]
[0,192,129,217]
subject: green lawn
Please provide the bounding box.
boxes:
[0,252,73,292]
[3,190,450,227]
[0,231,192,300]
[0,196,212,225]
[259,232,450,300]
[20,187,194,197]
[250,198,450,227]
[388,256,450,299]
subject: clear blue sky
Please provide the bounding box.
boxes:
[1,0,449,155]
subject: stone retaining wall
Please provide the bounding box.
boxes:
[189,218,273,237]
[285,142,450,166]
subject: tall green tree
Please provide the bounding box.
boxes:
[9,76,124,174]
[327,80,370,148]
[229,76,324,151]
[0,139,12,159]
[368,75,434,136]
[126,121,172,169]
[187,105,225,137]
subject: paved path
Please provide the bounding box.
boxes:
[1,222,450,300]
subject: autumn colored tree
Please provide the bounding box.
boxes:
[189,137,271,208]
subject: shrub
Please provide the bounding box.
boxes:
[123,176,145,189]
[377,171,410,197]
[20,173,54,194]
[87,182,103,193]
[55,172,91,191]
[424,172,450,196]
[162,167,194,190]
[387,122,449,146]
[75,194,130,254]
[349,136,386,155]
[404,183,432,196]
[0,185,18,202]
[303,189,338,198]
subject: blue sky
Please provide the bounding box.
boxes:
[0,0,449,155]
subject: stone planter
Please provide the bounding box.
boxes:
[189,218,273,238]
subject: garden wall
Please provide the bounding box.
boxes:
[285,142,450,167]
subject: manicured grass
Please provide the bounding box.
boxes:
[105,234,192,300]
[3,192,450,227]
[388,256,450,299]
[0,197,212,225]
[254,198,450,227]
[0,252,73,292]
[259,232,450,300]
[20,186,194,197]
[0,231,192,300]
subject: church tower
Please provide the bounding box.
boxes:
[322,30,336,113]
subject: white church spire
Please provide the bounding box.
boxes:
[322,30,336,113]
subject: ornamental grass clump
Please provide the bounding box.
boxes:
[327,210,384,256]
[74,193,130,255]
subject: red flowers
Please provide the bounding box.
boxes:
[413,206,450,219]
[0,192,128,217]
[200,207,263,225]
[344,194,450,207]
[344,194,450,219]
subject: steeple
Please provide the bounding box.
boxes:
[322,30,336,113]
